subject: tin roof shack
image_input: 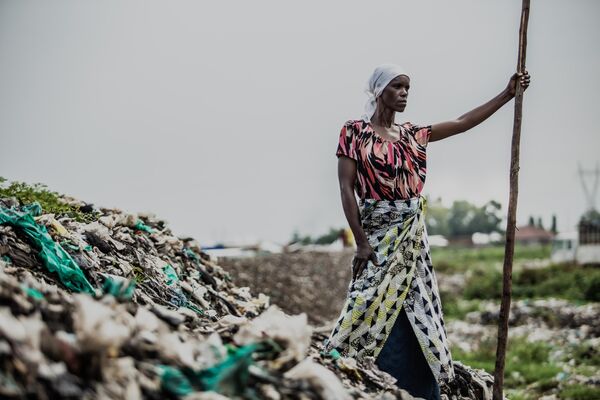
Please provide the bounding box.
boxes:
[515,225,555,246]
[578,209,600,265]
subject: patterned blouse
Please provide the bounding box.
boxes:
[336,120,432,200]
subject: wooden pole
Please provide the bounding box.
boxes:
[493,1,530,399]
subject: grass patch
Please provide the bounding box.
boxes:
[0,177,99,223]
[559,384,600,400]
[455,337,600,399]
[431,244,551,273]
[563,342,600,368]
[442,262,600,303]
[512,264,600,302]
[452,336,562,388]
[441,298,482,320]
[504,389,536,400]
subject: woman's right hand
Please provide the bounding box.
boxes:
[352,243,380,281]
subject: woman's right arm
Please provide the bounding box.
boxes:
[338,157,380,281]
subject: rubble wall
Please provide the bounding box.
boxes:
[221,251,355,325]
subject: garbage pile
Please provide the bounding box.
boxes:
[0,191,499,399]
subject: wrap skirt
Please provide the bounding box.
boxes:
[323,196,455,392]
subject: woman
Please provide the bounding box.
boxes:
[323,64,530,399]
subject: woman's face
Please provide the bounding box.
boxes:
[378,75,410,112]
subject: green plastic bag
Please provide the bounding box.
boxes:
[195,343,258,394]
[134,219,153,233]
[21,285,44,300]
[101,274,135,300]
[162,264,179,286]
[0,202,94,294]
[159,365,193,396]
[159,344,258,398]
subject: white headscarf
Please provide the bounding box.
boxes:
[361,63,409,122]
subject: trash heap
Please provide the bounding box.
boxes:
[0,189,499,399]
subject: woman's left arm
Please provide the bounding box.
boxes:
[429,72,530,142]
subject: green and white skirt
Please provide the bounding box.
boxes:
[323,196,455,383]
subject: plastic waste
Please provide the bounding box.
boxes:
[0,203,94,294]
[234,305,312,365]
[163,264,179,286]
[101,273,135,300]
[134,219,154,233]
[284,358,351,400]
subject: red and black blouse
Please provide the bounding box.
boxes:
[336,119,432,200]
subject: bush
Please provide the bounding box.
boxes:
[440,297,482,320]
[463,268,502,300]
[583,273,600,302]
[461,263,600,303]
[559,384,600,400]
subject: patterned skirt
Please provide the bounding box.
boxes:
[323,196,455,383]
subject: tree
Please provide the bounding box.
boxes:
[536,217,544,230]
[427,199,504,238]
[314,228,343,245]
[469,200,503,234]
[425,197,450,236]
[291,230,301,243]
[528,216,535,226]
[446,200,504,237]
[448,200,477,237]
[551,214,557,233]
[289,230,313,245]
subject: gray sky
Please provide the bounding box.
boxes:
[1,0,599,244]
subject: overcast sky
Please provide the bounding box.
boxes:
[1,0,598,245]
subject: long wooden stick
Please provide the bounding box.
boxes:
[493,1,530,399]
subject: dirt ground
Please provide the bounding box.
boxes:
[220,250,355,325]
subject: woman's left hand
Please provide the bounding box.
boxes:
[507,71,531,97]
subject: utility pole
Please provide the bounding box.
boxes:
[578,163,600,212]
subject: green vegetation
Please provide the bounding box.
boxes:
[453,336,600,400]
[439,245,600,399]
[291,196,509,245]
[0,177,99,223]
[453,336,561,388]
[559,384,600,399]
[433,244,598,319]
[569,342,600,367]
[440,298,483,320]
[425,197,503,237]
[431,244,551,273]
[457,263,600,303]
[290,227,343,245]
[512,264,600,303]
[442,262,600,320]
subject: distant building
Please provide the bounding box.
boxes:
[576,209,600,264]
[472,232,503,246]
[579,209,600,246]
[428,235,449,247]
[515,225,555,245]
